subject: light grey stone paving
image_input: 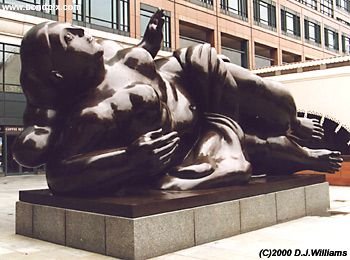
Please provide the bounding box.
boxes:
[1,175,350,260]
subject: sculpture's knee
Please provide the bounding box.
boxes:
[234,159,252,183]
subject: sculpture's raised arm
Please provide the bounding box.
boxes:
[137,9,164,58]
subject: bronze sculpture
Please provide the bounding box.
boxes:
[13,10,342,195]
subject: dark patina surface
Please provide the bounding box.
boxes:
[13,10,341,195]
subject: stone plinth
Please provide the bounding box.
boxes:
[16,175,329,259]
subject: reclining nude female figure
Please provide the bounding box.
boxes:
[13,10,342,194]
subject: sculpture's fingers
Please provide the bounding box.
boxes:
[150,131,178,147]
[159,143,179,163]
[147,128,163,138]
[154,137,180,155]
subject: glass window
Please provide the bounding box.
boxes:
[253,0,276,29]
[179,22,213,48]
[255,56,273,68]
[309,23,315,39]
[118,0,129,32]
[336,0,350,12]
[220,0,248,19]
[286,13,294,34]
[296,0,317,10]
[342,35,350,53]
[90,0,112,28]
[337,17,350,27]
[228,0,239,13]
[254,43,276,69]
[321,0,334,17]
[328,32,335,47]
[73,0,130,35]
[221,34,248,68]
[281,8,300,37]
[259,2,268,25]
[73,0,83,21]
[282,50,301,64]
[325,28,339,51]
[140,5,171,50]
[4,45,21,93]
[0,44,3,88]
[304,19,321,44]
[187,0,213,8]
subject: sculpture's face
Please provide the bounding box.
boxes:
[47,23,104,79]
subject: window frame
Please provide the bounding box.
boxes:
[73,0,130,36]
[253,0,276,31]
[281,7,301,38]
[342,34,350,53]
[220,0,248,21]
[324,27,339,51]
[296,0,317,10]
[320,0,334,17]
[0,43,22,93]
[336,0,350,13]
[304,18,321,46]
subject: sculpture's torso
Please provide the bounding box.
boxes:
[59,47,199,157]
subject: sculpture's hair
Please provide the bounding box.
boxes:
[20,21,58,109]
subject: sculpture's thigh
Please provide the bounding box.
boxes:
[167,115,251,189]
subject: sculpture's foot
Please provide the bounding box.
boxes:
[291,117,324,141]
[305,149,343,173]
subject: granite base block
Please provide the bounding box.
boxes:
[305,182,330,216]
[16,176,329,259]
[66,210,106,254]
[194,201,240,245]
[106,210,196,259]
[276,187,306,222]
[15,201,33,237]
[33,204,65,245]
[240,193,277,233]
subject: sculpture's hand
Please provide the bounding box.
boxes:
[128,129,180,175]
[138,9,164,58]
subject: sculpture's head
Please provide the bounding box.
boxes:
[20,22,104,109]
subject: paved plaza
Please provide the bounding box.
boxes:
[0,175,349,259]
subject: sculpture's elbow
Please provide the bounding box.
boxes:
[12,134,49,168]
